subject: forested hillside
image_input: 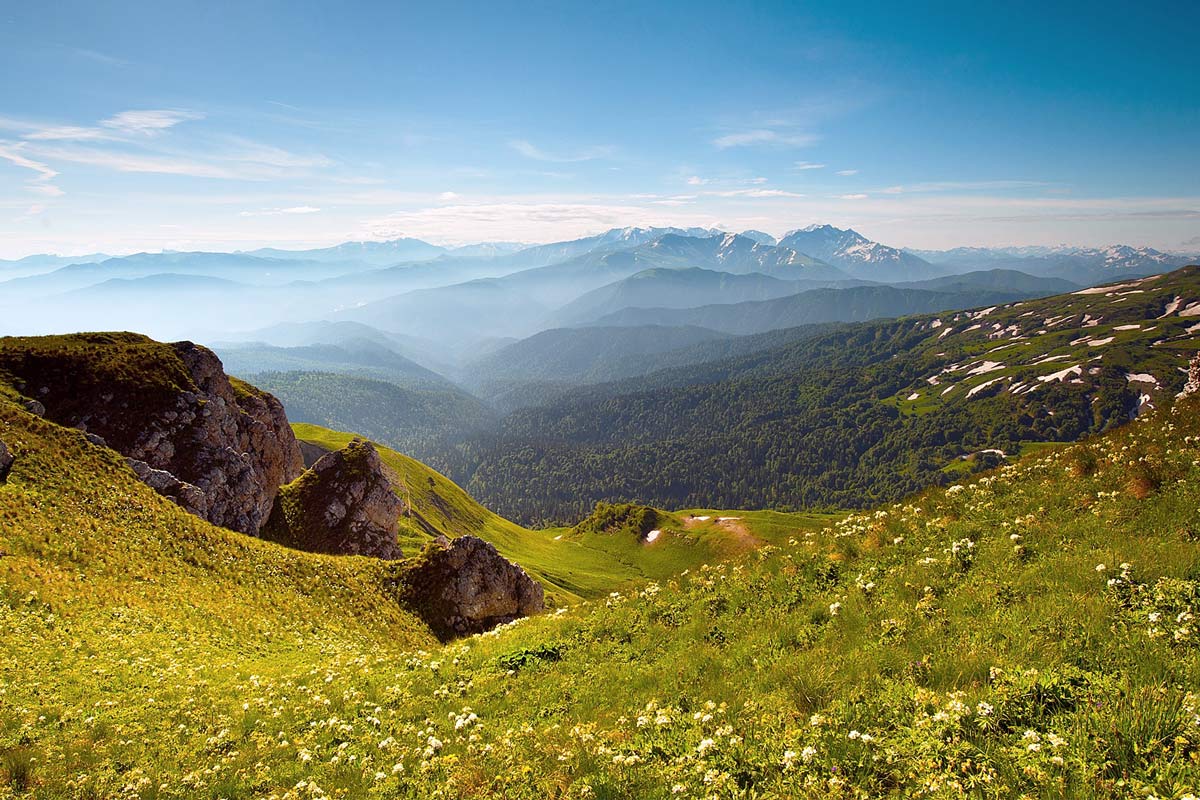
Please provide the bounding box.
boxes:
[445,267,1200,524]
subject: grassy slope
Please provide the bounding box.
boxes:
[0,401,438,797]
[5,397,1200,797]
[292,423,834,603]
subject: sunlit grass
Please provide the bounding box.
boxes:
[3,394,1200,797]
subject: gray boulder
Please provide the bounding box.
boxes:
[260,439,405,559]
[401,535,545,639]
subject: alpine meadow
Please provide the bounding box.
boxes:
[2,2,1199,798]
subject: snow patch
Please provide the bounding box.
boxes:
[645,530,661,543]
[1160,296,1183,317]
[1074,281,1143,295]
[1038,365,1083,383]
[967,378,1004,398]
[967,360,1005,376]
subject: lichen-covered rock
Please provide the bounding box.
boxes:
[260,439,405,559]
[0,439,12,483]
[0,333,303,534]
[400,535,545,639]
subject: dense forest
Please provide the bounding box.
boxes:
[442,320,1133,524]
[250,371,495,466]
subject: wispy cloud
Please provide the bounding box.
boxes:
[792,161,826,170]
[0,141,64,197]
[22,131,331,181]
[508,139,614,162]
[101,109,205,136]
[836,169,858,176]
[880,180,1049,194]
[239,206,321,217]
[713,129,819,149]
[686,175,709,186]
[4,109,205,144]
[708,188,805,198]
[65,46,130,67]
[23,125,116,142]
[365,200,700,243]
[26,144,247,179]
[838,193,869,200]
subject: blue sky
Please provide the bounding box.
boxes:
[1,0,1197,257]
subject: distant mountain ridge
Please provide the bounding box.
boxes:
[779,224,945,281]
[910,243,1193,282]
[588,284,1035,336]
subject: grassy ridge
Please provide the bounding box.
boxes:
[292,423,835,603]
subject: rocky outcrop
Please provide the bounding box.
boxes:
[0,439,12,483]
[260,439,405,559]
[400,535,545,639]
[127,458,208,519]
[0,333,303,534]
[1180,353,1200,397]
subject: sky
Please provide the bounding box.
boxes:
[1,0,1197,258]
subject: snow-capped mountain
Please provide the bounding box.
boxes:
[245,237,448,266]
[506,226,723,269]
[642,232,847,280]
[739,229,778,246]
[908,243,1195,286]
[778,224,944,281]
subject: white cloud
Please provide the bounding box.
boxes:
[101,109,205,136]
[708,188,805,198]
[28,145,244,178]
[239,206,321,217]
[713,129,818,149]
[686,175,708,186]
[0,141,64,197]
[365,200,697,243]
[216,137,333,168]
[24,138,331,181]
[836,169,858,176]
[792,161,826,170]
[23,125,116,142]
[508,139,613,162]
[838,193,869,200]
[880,180,1049,194]
[438,191,460,201]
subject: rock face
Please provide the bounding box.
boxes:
[127,458,208,519]
[261,439,405,559]
[0,439,12,483]
[1180,353,1200,397]
[0,333,303,534]
[401,535,545,639]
